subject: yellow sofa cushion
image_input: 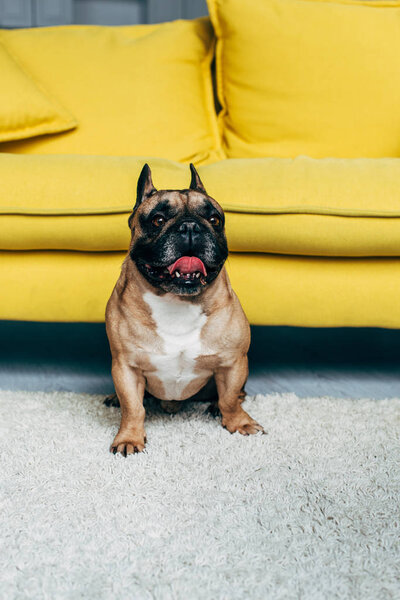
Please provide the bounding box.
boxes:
[0,19,222,165]
[0,38,76,142]
[2,250,400,327]
[2,154,400,257]
[208,0,400,159]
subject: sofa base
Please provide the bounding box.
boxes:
[1,250,400,327]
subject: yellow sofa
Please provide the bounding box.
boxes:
[2,0,400,327]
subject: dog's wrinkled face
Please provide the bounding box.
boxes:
[128,163,228,296]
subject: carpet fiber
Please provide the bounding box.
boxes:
[1,390,400,599]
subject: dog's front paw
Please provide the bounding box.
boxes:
[222,408,264,436]
[110,431,147,456]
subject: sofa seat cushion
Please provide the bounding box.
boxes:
[3,154,400,257]
[3,250,400,327]
[0,19,222,165]
[203,157,400,256]
[208,0,400,159]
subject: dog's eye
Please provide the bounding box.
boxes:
[209,215,221,228]
[152,214,165,228]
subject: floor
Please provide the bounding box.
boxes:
[1,320,400,399]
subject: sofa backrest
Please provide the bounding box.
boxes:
[208,0,400,159]
[0,19,223,165]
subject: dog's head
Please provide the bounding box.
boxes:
[128,163,228,296]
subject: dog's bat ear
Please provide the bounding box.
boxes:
[129,164,157,228]
[136,163,156,206]
[189,163,206,193]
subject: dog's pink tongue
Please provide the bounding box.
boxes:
[167,256,207,276]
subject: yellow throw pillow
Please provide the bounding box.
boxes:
[208,0,400,158]
[0,37,77,142]
[0,19,223,165]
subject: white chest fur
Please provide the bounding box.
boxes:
[143,291,209,400]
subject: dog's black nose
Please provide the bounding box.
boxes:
[178,220,201,245]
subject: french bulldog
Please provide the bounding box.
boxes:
[105,163,263,455]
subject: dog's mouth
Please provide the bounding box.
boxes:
[142,256,211,286]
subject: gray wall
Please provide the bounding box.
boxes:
[0,0,208,27]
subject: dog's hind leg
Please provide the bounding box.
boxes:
[206,400,220,417]
[104,393,120,407]
[104,390,154,408]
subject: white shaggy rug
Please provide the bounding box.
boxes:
[1,391,400,599]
